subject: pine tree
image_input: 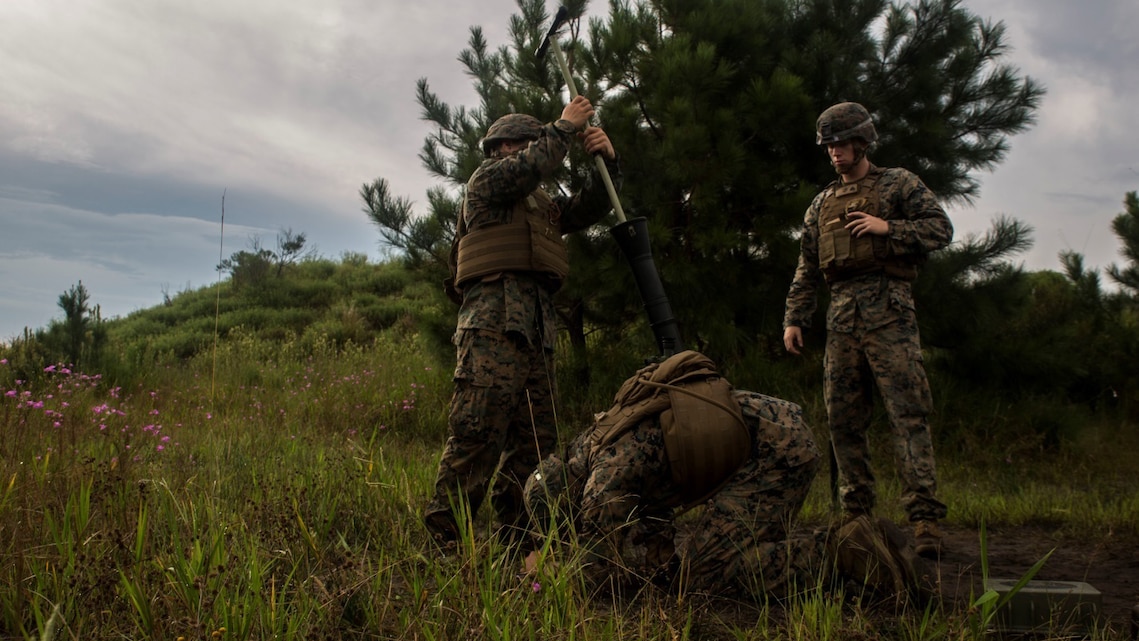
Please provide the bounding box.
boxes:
[48,281,105,368]
[363,0,1042,362]
[1107,191,1139,295]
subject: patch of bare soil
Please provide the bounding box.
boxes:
[934,523,1139,633]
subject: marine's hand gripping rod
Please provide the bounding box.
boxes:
[536,7,685,357]
[537,6,625,223]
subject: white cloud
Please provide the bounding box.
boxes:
[1036,74,1111,142]
[0,0,515,219]
[0,195,271,339]
[947,0,1139,272]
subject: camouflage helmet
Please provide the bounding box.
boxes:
[523,454,571,532]
[816,102,878,146]
[481,113,543,155]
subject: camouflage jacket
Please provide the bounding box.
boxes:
[456,120,621,350]
[557,391,816,588]
[783,164,953,333]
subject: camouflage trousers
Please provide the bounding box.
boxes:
[425,328,558,542]
[824,312,948,522]
[678,398,824,599]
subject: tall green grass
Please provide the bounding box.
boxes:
[1,330,1135,639]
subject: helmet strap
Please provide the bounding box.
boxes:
[829,140,871,176]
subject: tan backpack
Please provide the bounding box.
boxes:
[590,351,751,504]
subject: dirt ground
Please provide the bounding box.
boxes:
[933,523,1139,634]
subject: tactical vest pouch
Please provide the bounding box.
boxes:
[819,226,852,269]
[659,376,750,503]
[529,213,570,280]
[455,225,534,284]
[817,171,911,281]
[453,191,569,290]
[847,196,881,264]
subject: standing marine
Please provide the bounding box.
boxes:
[782,102,953,558]
[424,95,620,549]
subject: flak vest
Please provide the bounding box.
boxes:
[452,189,570,293]
[817,168,918,283]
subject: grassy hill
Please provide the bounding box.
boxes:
[109,254,455,362]
[1,254,1137,638]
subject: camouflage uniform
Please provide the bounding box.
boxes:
[680,392,823,597]
[783,163,952,523]
[525,391,824,598]
[425,117,619,543]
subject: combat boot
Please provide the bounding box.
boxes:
[913,520,943,559]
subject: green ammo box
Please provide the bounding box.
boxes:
[983,578,1102,635]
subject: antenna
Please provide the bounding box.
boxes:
[211,189,225,401]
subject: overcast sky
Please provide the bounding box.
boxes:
[2,0,1137,341]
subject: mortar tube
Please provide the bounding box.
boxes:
[610,217,685,357]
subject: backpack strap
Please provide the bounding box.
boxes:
[587,351,752,509]
[590,350,716,448]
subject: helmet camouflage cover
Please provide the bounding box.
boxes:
[816,102,878,146]
[481,113,543,155]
